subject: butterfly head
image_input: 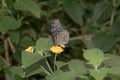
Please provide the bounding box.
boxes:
[51,19,61,28]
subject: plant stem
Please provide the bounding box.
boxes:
[54,54,57,71]
[109,0,116,26]
[40,65,51,75]
[45,59,53,73]
[3,37,10,66]
[0,55,7,64]
[2,0,7,8]
[7,37,16,53]
[70,34,94,41]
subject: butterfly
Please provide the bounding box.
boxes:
[51,19,69,48]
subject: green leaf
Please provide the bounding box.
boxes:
[4,67,16,80]
[10,66,24,77]
[4,67,24,80]
[19,36,35,48]
[21,28,37,40]
[56,61,68,69]
[35,38,53,51]
[14,0,41,18]
[108,67,120,75]
[113,14,120,23]
[24,63,44,77]
[22,51,49,68]
[103,54,120,67]
[68,60,87,75]
[83,48,108,69]
[0,8,12,15]
[9,31,20,45]
[110,15,120,35]
[90,68,108,80]
[63,0,84,26]
[13,51,22,64]
[93,1,113,23]
[0,16,21,35]
[93,33,117,52]
[46,70,77,80]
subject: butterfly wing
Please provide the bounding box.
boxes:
[51,28,69,46]
[57,29,69,45]
[51,19,69,46]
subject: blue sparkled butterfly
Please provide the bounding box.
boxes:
[51,19,69,47]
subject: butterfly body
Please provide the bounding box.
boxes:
[51,19,69,47]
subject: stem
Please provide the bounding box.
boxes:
[2,0,7,8]
[70,34,94,41]
[3,37,10,66]
[109,0,116,26]
[7,37,16,53]
[54,54,57,71]
[40,65,51,75]
[0,55,7,64]
[45,59,53,73]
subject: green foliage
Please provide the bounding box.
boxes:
[14,0,41,18]
[83,48,108,69]
[103,54,120,67]
[0,0,120,80]
[10,66,24,77]
[110,15,120,35]
[93,33,117,52]
[35,38,53,51]
[93,1,113,22]
[0,16,21,34]
[46,70,77,80]
[90,68,108,80]
[108,67,120,75]
[63,0,84,26]
[68,60,87,75]
[22,51,49,68]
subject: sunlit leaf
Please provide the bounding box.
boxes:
[103,54,120,67]
[108,67,120,75]
[90,68,109,80]
[83,48,108,68]
[68,59,87,75]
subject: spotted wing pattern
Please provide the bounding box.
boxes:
[51,19,69,46]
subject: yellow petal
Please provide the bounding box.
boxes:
[25,46,34,52]
[50,46,63,54]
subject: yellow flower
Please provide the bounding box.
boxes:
[50,46,64,54]
[25,46,34,52]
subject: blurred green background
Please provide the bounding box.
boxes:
[0,0,120,80]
